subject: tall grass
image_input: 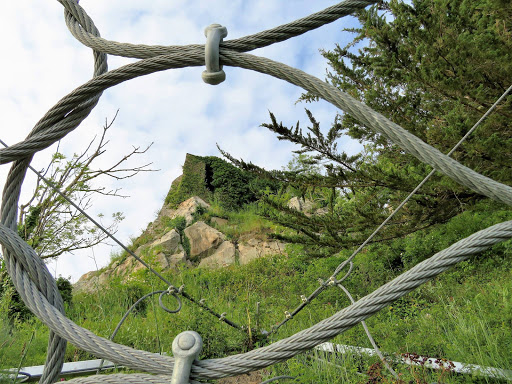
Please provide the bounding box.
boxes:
[1,204,510,383]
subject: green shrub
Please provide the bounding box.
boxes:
[165,154,281,210]
[56,276,73,306]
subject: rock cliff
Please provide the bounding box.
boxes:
[74,154,286,293]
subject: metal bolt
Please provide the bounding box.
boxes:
[178,333,196,350]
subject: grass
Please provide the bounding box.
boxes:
[199,201,282,242]
[1,204,511,383]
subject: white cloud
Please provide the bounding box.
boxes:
[0,1,363,282]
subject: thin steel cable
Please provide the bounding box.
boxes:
[337,284,398,378]
[95,290,180,374]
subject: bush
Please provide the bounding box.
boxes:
[56,276,73,306]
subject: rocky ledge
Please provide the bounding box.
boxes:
[74,196,285,293]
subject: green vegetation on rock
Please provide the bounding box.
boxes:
[165,153,281,210]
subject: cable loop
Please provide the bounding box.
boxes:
[167,285,177,295]
[202,24,228,85]
[159,291,182,314]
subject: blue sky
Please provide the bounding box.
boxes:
[0,1,364,281]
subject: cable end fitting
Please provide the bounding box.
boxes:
[202,24,228,85]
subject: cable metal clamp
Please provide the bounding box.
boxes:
[202,24,228,85]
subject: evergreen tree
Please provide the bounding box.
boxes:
[226,0,512,257]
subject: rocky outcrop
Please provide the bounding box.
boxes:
[210,217,228,226]
[238,239,285,265]
[198,241,236,268]
[75,192,289,293]
[184,221,225,260]
[173,196,209,226]
[150,229,181,254]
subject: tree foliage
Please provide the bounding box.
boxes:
[166,153,281,211]
[16,113,155,260]
[1,113,155,322]
[228,0,512,256]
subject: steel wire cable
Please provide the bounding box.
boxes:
[58,0,377,59]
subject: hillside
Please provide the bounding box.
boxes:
[1,154,511,383]
[74,154,288,293]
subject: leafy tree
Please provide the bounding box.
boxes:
[226,0,512,257]
[1,112,155,321]
[16,113,155,260]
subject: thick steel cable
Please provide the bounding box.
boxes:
[192,220,512,379]
[0,1,511,382]
[66,374,202,384]
[219,52,512,206]
[0,4,107,382]
[58,0,377,59]
[330,83,512,278]
[2,214,511,381]
[270,83,512,333]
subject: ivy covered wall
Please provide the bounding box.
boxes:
[165,154,280,210]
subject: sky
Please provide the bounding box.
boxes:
[0,1,363,282]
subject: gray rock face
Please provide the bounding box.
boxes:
[238,243,262,265]
[184,221,225,260]
[198,241,236,268]
[288,197,314,216]
[174,196,210,225]
[210,217,228,226]
[151,229,181,254]
[169,251,189,268]
[238,240,285,265]
[74,191,291,292]
[153,252,170,270]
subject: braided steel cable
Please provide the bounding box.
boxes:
[0,2,107,381]
[2,216,511,380]
[58,0,377,59]
[66,374,202,384]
